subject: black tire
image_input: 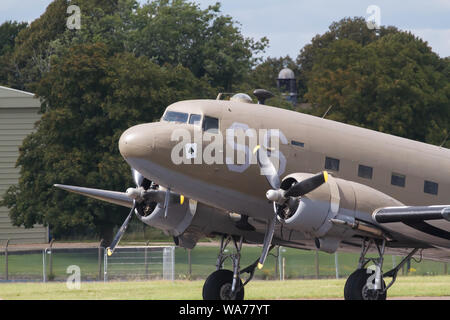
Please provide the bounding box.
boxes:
[344,268,387,300]
[202,269,244,300]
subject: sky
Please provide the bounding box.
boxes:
[1,0,449,59]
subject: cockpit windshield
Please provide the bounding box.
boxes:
[189,114,202,126]
[162,111,217,131]
[163,111,189,123]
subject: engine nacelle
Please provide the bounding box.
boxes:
[138,191,195,238]
[137,190,244,249]
[279,172,402,252]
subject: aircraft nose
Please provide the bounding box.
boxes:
[119,124,155,159]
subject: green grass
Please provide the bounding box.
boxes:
[0,276,449,300]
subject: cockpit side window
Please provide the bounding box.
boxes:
[202,116,219,133]
[163,111,189,123]
[189,114,202,126]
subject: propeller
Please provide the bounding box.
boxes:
[106,169,146,256]
[106,200,136,256]
[106,169,183,256]
[253,145,280,190]
[132,167,144,187]
[253,145,328,269]
[284,172,328,198]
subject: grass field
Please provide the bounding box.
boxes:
[0,276,449,300]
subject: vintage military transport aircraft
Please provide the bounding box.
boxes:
[55,90,450,300]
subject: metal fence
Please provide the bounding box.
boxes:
[174,245,449,280]
[104,246,175,281]
[0,249,43,282]
[0,243,175,282]
[1,241,448,282]
[43,247,104,282]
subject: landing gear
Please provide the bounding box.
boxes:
[344,268,387,300]
[203,269,244,300]
[344,238,419,300]
[202,235,259,300]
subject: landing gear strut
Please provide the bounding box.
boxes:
[202,235,260,300]
[344,238,419,300]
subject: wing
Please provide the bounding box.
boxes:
[372,205,450,248]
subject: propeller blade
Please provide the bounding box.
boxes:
[132,168,144,187]
[106,201,136,256]
[257,206,279,269]
[164,188,170,218]
[54,184,133,208]
[284,171,328,198]
[253,145,280,190]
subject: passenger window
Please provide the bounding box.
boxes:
[291,140,304,147]
[202,116,219,133]
[391,173,406,187]
[358,164,373,179]
[163,111,188,123]
[189,114,202,126]
[424,180,438,195]
[325,157,340,171]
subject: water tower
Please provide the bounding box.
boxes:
[277,68,297,105]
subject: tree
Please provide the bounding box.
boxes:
[1,0,265,242]
[5,0,69,90]
[4,0,267,93]
[3,0,123,91]
[0,21,28,56]
[304,31,450,147]
[0,21,28,85]
[296,17,399,99]
[1,42,214,243]
[132,0,268,91]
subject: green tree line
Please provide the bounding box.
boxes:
[0,1,448,243]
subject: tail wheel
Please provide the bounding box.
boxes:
[202,270,244,300]
[344,268,387,300]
